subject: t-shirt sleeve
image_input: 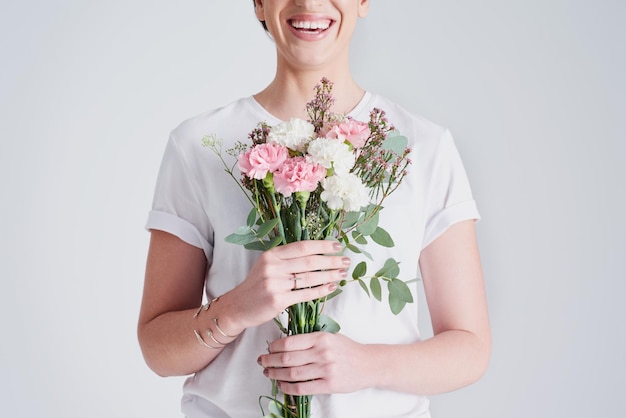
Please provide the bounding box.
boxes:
[421,129,480,249]
[145,134,213,260]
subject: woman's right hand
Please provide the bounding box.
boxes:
[219,240,349,333]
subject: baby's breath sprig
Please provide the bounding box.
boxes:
[202,134,256,208]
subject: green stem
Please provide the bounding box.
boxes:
[284,297,320,417]
[269,193,287,245]
[300,202,309,241]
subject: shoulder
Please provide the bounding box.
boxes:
[169,97,259,148]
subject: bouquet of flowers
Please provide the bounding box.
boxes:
[203,78,414,418]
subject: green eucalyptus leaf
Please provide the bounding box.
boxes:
[244,240,269,251]
[389,295,407,315]
[375,258,400,279]
[326,287,343,301]
[352,230,367,245]
[352,261,367,279]
[246,208,257,227]
[370,227,395,248]
[388,278,414,303]
[370,276,382,301]
[225,231,256,245]
[342,211,360,229]
[381,131,408,154]
[356,211,379,236]
[267,235,283,249]
[338,229,349,243]
[359,246,373,260]
[357,278,370,297]
[234,225,253,235]
[345,242,361,254]
[316,314,341,333]
[256,218,280,238]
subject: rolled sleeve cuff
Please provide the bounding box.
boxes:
[421,200,480,250]
[145,210,212,260]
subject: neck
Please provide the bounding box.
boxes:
[254,65,365,121]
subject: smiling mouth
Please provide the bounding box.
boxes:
[289,19,332,33]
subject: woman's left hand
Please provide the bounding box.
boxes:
[257,332,370,395]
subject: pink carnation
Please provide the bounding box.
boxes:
[273,157,326,196]
[327,119,370,148]
[238,143,289,180]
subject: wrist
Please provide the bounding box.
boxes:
[360,343,393,390]
[205,293,248,337]
[192,295,244,350]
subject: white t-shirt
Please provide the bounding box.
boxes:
[146,92,480,418]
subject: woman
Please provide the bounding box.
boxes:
[138,1,491,417]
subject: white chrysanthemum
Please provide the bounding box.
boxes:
[267,118,315,152]
[321,173,370,212]
[306,138,355,175]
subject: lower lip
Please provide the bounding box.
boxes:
[287,22,333,41]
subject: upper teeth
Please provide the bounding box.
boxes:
[291,20,330,30]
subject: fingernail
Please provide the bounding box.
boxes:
[257,356,262,365]
[332,242,342,252]
[339,269,348,278]
[263,368,269,377]
[329,283,337,291]
[342,257,351,266]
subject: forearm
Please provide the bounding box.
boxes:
[138,298,243,377]
[363,329,491,395]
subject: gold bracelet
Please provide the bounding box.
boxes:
[193,297,219,318]
[206,329,226,346]
[193,303,210,318]
[193,297,238,341]
[193,329,220,349]
[212,317,238,339]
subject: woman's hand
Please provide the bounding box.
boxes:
[254,221,491,397]
[222,240,350,333]
[257,332,370,395]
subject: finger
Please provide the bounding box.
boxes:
[288,254,351,277]
[278,379,328,396]
[267,333,318,354]
[259,348,310,369]
[285,282,337,305]
[290,268,347,290]
[273,240,343,260]
[257,335,314,368]
[266,363,321,384]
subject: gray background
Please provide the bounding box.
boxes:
[1,1,624,417]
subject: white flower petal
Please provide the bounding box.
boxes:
[321,174,370,211]
[306,138,355,175]
[267,118,315,152]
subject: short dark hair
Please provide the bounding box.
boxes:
[252,0,268,32]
